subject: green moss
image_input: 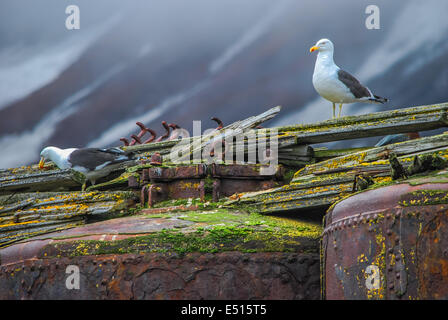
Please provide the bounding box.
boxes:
[400,189,448,206]
[151,197,224,210]
[282,168,296,184]
[86,172,139,191]
[40,207,321,257]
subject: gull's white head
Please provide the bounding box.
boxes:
[310,38,334,54]
[39,146,61,169]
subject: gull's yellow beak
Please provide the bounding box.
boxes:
[310,46,319,53]
[39,157,45,169]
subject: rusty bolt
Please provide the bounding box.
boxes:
[211,117,224,130]
[120,137,130,146]
[131,134,142,145]
[396,273,400,279]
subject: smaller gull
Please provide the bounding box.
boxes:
[39,146,136,190]
[310,38,388,118]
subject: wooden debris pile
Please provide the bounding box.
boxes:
[0,191,135,248]
[234,132,448,214]
[1,102,448,248]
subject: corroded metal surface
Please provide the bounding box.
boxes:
[0,208,321,300]
[0,252,320,300]
[0,215,194,265]
[323,180,448,299]
[136,163,285,206]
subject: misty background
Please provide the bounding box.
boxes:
[0,0,447,168]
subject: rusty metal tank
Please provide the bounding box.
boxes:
[322,176,448,300]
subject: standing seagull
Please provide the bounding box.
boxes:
[310,38,388,118]
[39,146,135,190]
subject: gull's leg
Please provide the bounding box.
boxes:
[338,104,343,118]
[332,103,336,119]
[81,182,87,192]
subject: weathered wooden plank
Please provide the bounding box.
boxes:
[289,113,448,144]
[277,102,448,132]
[252,194,343,214]
[296,133,448,177]
[0,169,84,194]
[0,191,135,248]
[124,106,282,156]
[314,147,372,161]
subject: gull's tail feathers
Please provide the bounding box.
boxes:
[369,95,388,104]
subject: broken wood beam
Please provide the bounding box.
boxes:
[0,191,136,248]
[275,103,448,144]
[0,169,84,194]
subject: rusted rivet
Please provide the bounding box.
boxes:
[396,273,400,279]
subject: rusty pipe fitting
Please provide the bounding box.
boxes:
[155,121,170,142]
[211,117,224,130]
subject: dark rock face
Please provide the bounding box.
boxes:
[0,252,320,300]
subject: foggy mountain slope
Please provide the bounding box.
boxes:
[0,0,447,168]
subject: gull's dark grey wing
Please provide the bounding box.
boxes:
[337,69,372,99]
[69,148,131,171]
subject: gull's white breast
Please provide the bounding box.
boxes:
[312,68,356,104]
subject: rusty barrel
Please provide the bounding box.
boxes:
[322,178,448,299]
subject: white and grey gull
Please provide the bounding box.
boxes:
[310,38,388,118]
[39,146,136,190]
